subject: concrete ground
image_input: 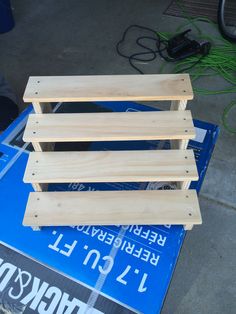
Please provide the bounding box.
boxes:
[0,0,235,313]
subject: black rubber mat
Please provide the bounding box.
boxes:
[165,0,236,25]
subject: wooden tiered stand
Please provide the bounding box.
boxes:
[22,74,202,231]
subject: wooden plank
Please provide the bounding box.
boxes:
[23,149,199,184]
[23,111,195,143]
[23,74,193,103]
[23,190,202,227]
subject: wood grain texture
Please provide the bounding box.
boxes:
[32,102,52,114]
[170,100,188,110]
[23,111,195,143]
[23,149,198,184]
[23,190,202,227]
[23,74,193,103]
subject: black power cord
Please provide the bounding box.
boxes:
[116,24,210,74]
[116,24,174,74]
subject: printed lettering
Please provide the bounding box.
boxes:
[21,277,49,309]
[150,253,160,266]
[9,268,32,299]
[148,231,158,244]
[113,237,122,248]
[38,286,62,314]
[157,235,167,247]
[138,273,148,293]
[60,240,77,257]
[98,256,114,275]
[104,233,114,245]
[141,250,151,262]
[116,265,131,285]
[0,262,17,292]
[97,231,107,242]
[48,233,63,252]
[83,249,100,269]
[133,247,143,258]
[125,243,135,254]
[140,229,150,239]
[133,226,142,236]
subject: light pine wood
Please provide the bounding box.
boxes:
[23,150,199,184]
[22,74,201,231]
[170,100,188,110]
[23,190,202,227]
[23,111,195,143]
[171,139,189,150]
[32,102,52,114]
[31,183,48,192]
[31,142,55,152]
[170,99,190,150]
[23,74,193,103]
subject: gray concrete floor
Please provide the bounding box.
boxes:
[0,0,236,313]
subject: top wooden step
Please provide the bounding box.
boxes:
[23,74,193,103]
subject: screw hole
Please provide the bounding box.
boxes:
[185,156,188,159]
[32,173,35,176]
[37,81,40,83]
[183,118,186,121]
[36,121,39,124]
[181,79,184,81]
[186,195,189,198]
[33,131,36,134]
[183,90,186,92]
[37,198,40,201]
[36,160,39,163]
[185,130,188,132]
[35,92,38,95]
[186,170,189,173]
[35,214,38,218]
[188,213,192,216]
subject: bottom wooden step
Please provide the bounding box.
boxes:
[23,190,201,231]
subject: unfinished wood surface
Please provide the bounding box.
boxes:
[23,74,193,103]
[32,102,52,114]
[32,142,55,152]
[23,190,202,227]
[23,111,195,143]
[23,149,198,184]
[170,100,188,110]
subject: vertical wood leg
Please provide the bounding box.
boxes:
[184,224,193,231]
[180,180,192,230]
[32,226,41,231]
[32,183,48,192]
[171,139,189,150]
[32,142,55,152]
[170,100,188,149]
[170,100,187,111]
[179,181,191,190]
[32,102,52,113]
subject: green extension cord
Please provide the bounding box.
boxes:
[158,10,236,133]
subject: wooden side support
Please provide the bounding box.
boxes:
[32,102,52,114]
[170,100,188,111]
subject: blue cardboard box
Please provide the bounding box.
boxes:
[0,102,219,313]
